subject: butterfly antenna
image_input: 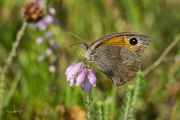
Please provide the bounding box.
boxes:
[67,32,84,43]
[70,43,82,48]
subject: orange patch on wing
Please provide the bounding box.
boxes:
[100,36,139,52]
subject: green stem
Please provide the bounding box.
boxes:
[87,93,91,120]
[0,21,27,119]
[122,86,134,120]
[0,21,27,77]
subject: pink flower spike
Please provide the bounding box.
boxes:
[87,70,97,87]
[76,69,87,86]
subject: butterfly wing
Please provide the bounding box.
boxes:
[83,32,150,86]
[91,45,140,86]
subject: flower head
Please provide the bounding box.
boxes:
[49,39,58,50]
[46,31,52,38]
[49,65,56,73]
[38,0,45,9]
[65,62,97,94]
[22,2,44,23]
[44,15,54,24]
[35,8,57,30]
[49,8,56,15]
[46,48,53,56]
[36,37,44,44]
[37,55,45,62]
[76,69,87,86]
[80,78,93,94]
[36,20,47,30]
[66,62,85,81]
[87,69,97,87]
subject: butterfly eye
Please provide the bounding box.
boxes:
[129,38,138,45]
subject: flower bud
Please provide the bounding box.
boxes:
[46,31,52,38]
[37,55,45,62]
[87,70,97,87]
[36,37,44,44]
[49,8,56,15]
[65,65,73,74]
[46,48,53,56]
[66,69,75,81]
[38,0,45,9]
[83,79,92,94]
[49,65,56,73]
[44,15,53,24]
[36,20,47,30]
[71,62,84,76]
[66,62,84,81]
[76,69,87,86]
[70,79,75,86]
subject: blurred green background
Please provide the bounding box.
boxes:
[0,0,180,120]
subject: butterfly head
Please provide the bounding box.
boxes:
[82,43,97,62]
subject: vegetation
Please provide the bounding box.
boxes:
[0,0,180,119]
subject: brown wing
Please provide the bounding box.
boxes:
[84,32,150,86]
[90,32,150,56]
[92,46,141,86]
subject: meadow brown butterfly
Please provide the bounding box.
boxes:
[82,32,150,86]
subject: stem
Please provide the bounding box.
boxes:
[0,21,27,77]
[120,86,134,120]
[143,33,180,76]
[131,72,141,108]
[0,21,27,119]
[86,93,91,120]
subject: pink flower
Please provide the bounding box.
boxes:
[49,39,58,50]
[67,70,75,81]
[49,8,56,15]
[36,20,47,30]
[49,65,56,73]
[66,62,84,81]
[65,65,74,74]
[65,62,97,94]
[87,70,97,87]
[70,62,84,75]
[76,69,87,86]
[81,79,92,94]
[38,0,45,9]
[37,55,44,62]
[46,48,53,56]
[44,15,53,24]
[36,37,44,44]
[46,31,52,38]
[70,79,75,86]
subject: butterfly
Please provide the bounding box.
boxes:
[82,32,150,86]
